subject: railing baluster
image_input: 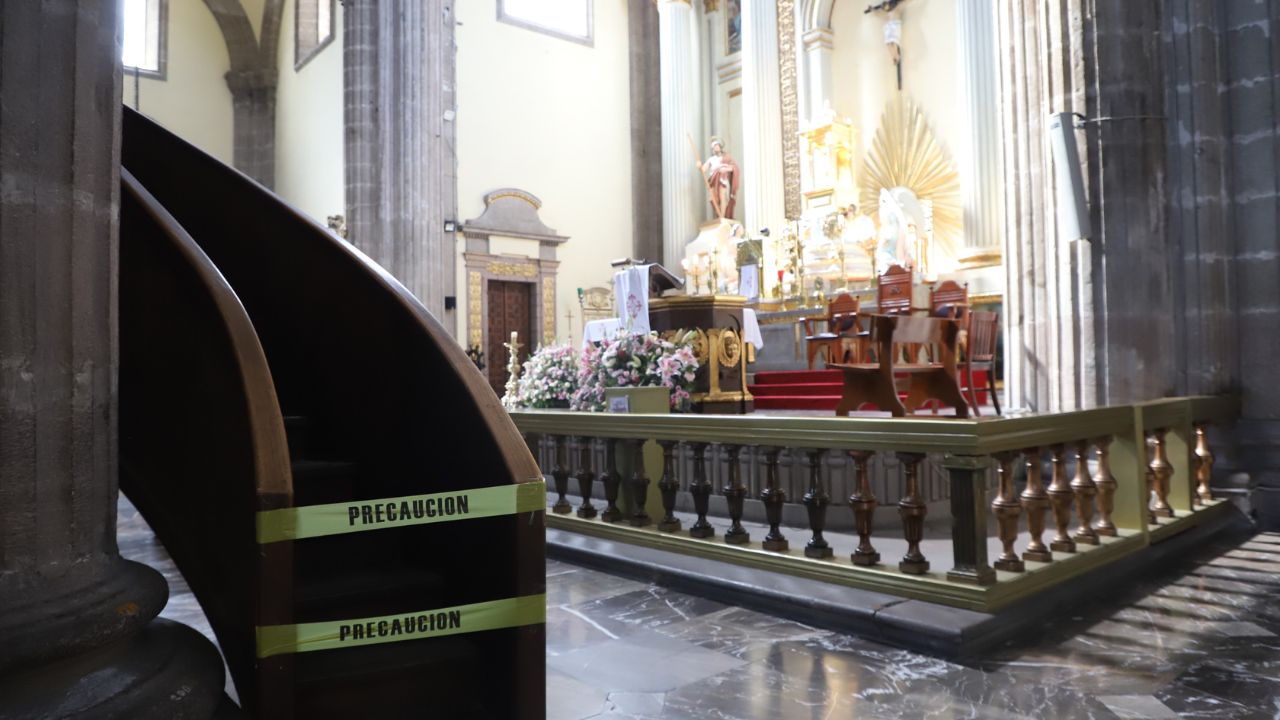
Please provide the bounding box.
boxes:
[575,437,597,519]
[723,444,749,544]
[1070,441,1099,545]
[1047,444,1076,554]
[688,442,714,538]
[1020,447,1052,562]
[760,447,788,551]
[551,435,572,514]
[1194,423,1214,505]
[600,438,623,522]
[991,451,1024,572]
[1149,428,1174,518]
[657,440,682,532]
[848,450,879,566]
[803,448,833,558]
[1092,436,1118,536]
[896,452,929,574]
[944,454,996,585]
[627,439,652,527]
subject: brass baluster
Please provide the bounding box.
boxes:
[1150,428,1174,518]
[848,450,880,566]
[551,435,572,514]
[897,452,929,574]
[627,439,652,527]
[575,437,597,519]
[1020,447,1052,562]
[991,451,1024,572]
[1092,436,1118,536]
[688,442,714,538]
[600,438,623,522]
[759,447,788,551]
[657,440,682,532]
[1194,423,1214,505]
[723,444,749,544]
[803,449,833,558]
[1047,444,1076,553]
[1070,441,1099,545]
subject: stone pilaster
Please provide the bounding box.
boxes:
[657,0,701,268]
[344,0,458,323]
[955,0,1002,269]
[0,2,224,715]
[741,0,786,234]
[629,0,664,264]
[226,67,278,187]
[801,28,833,124]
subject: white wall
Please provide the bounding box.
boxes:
[124,0,237,163]
[829,0,961,196]
[274,0,344,224]
[454,0,634,344]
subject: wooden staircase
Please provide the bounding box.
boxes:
[118,107,544,718]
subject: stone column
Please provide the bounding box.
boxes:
[802,28,834,124]
[955,0,1002,270]
[995,0,1093,412]
[657,0,701,268]
[345,0,458,324]
[226,68,278,187]
[0,2,224,715]
[741,0,786,234]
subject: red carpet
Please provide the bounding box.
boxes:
[749,369,990,412]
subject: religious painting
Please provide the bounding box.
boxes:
[725,0,741,55]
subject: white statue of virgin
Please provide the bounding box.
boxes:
[877,187,925,270]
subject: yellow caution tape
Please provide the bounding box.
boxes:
[256,480,545,544]
[255,593,546,658]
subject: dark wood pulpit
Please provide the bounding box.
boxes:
[649,295,754,414]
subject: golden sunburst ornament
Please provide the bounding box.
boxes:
[859,96,961,270]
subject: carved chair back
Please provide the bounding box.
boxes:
[877,264,913,315]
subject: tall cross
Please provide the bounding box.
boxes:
[865,0,906,90]
[563,306,576,348]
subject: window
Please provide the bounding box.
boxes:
[295,0,335,70]
[122,0,166,78]
[498,0,593,46]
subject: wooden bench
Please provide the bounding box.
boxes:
[829,314,970,418]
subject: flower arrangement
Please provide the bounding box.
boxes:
[505,343,579,409]
[571,331,700,412]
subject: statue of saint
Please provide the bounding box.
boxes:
[877,186,925,270]
[699,138,740,220]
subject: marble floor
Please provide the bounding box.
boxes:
[118,497,1280,719]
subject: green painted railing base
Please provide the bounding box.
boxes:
[547,499,1232,613]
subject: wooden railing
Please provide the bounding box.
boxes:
[512,395,1236,612]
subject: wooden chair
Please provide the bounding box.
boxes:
[929,280,969,318]
[961,310,1001,416]
[877,264,914,315]
[830,314,970,418]
[803,293,860,368]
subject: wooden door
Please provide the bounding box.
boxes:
[487,280,534,397]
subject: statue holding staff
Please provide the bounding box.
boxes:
[691,136,740,220]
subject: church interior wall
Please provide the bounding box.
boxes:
[122,0,253,165]
[274,0,345,225]
[828,0,961,196]
[453,0,635,345]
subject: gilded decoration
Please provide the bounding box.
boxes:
[542,277,556,344]
[776,0,802,220]
[467,271,483,348]
[488,261,538,278]
[860,96,962,268]
[718,328,742,367]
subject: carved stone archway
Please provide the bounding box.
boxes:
[461,189,568,354]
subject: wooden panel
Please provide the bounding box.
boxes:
[487,280,534,397]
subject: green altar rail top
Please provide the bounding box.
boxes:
[511,395,1237,455]
[255,594,546,658]
[256,481,545,544]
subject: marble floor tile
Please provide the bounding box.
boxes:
[544,566,648,607]
[564,586,729,639]
[1157,663,1280,719]
[548,630,746,694]
[1096,695,1180,719]
[547,669,610,720]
